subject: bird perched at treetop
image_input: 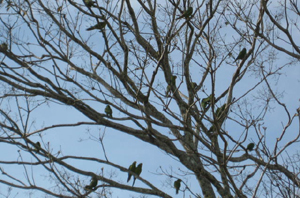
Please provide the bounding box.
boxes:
[247,143,255,151]
[174,179,181,194]
[127,161,136,183]
[176,7,193,20]
[0,42,8,51]
[132,163,142,186]
[84,176,98,191]
[234,48,247,62]
[83,0,96,7]
[86,22,106,31]
[105,105,112,118]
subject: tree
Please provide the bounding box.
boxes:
[0,0,299,197]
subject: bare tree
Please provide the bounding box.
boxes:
[0,0,299,197]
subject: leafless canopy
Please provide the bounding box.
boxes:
[0,0,299,197]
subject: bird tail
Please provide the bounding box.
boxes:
[127,175,131,183]
[132,178,136,187]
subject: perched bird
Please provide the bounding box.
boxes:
[171,75,177,86]
[176,7,193,20]
[132,163,142,186]
[0,43,8,51]
[216,104,226,118]
[86,22,106,31]
[247,143,255,151]
[34,141,41,153]
[127,161,136,183]
[201,94,213,110]
[208,125,216,133]
[90,176,98,189]
[105,105,112,118]
[174,179,181,194]
[166,85,171,97]
[166,75,177,97]
[84,176,98,191]
[83,0,96,7]
[191,82,197,90]
[84,185,93,191]
[234,48,247,62]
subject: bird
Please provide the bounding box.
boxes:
[247,143,255,151]
[105,105,112,118]
[216,104,226,118]
[176,7,193,20]
[166,85,171,97]
[84,176,98,191]
[201,94,213,110]
[166,75,177,97]
[132,163,142,186]
[86,22,106,31]
[127,161,136,183]
[90,176,98,189]
[83,0,96,7]
[234,48,247,62]
[191,82,197,90]
[171,75,177,86]
[34,141,41,153]
[174,179,181,194]
[0,43,8,51]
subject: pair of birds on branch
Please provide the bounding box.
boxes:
[127,161,143,186]
[128,161,181,194]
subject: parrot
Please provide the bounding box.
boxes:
[83,0,96,7]
[132,163,142,186]
[216,104,226,118]
[191,82,197,90]
[84,185,93,191]
[174,179,181,194]
[85,176,98,191]
[166,85,171,97]
[201,94,213,110]
[86,22,106,31]
[234,48,247,62]
[176,7,193,20]
[247,143,255,151]
[208,125,215,133]
[166,75,177,97]
[0,43,8,51]
[171,75,177,86]
[127,161,136,183]
[34,141,41,153]
[105,105,112,118]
